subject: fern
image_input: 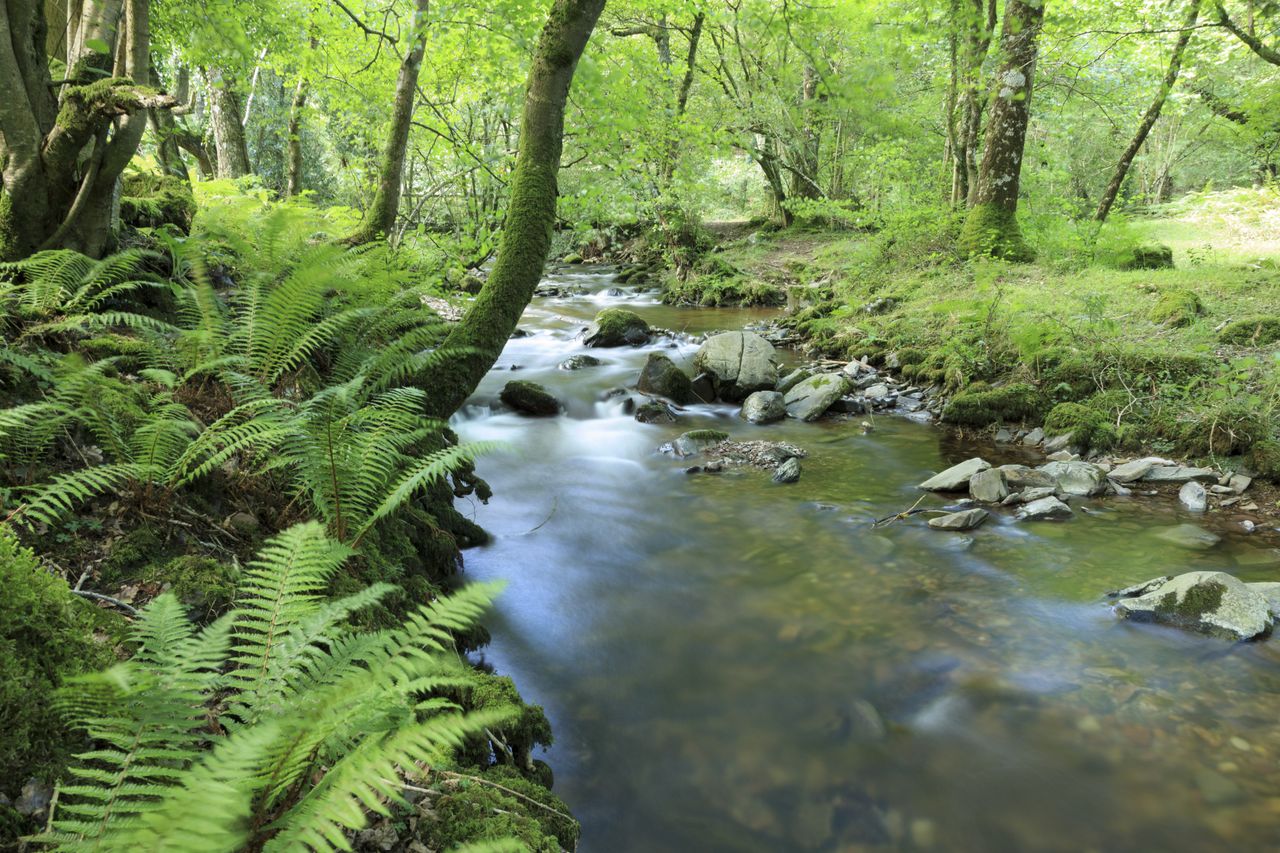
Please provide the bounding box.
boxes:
[42,523,512,852]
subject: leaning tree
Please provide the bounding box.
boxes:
[1,0,172,260]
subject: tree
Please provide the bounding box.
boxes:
[948,0,998,206]
[349,0,431,244]
[1095,0,1203,223]
[208,68,253,178]
[423,0,607,419]
[958,0,1046,261]
[1214,1,1280,65]
[0,0,172,260]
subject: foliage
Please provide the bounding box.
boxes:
[41,522,510,852]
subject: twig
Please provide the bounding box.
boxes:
[872,493,930,527]
[522,496,558,535]
[71,589,138,616]
[397,769,575,822]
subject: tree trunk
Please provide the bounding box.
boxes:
[789,65,822,201]
[952,0,997,206]
[208,69,251,179]
[1,0,167,260]
[1095,0,1202,223]
[657,12,703,186]
[422,0,605,420]
[285,75,308,197]
[350,0,430,243]
[958,0,1045,262]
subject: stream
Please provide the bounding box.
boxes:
[453,266,1280,852]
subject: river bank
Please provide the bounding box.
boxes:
[452,261,1280,852]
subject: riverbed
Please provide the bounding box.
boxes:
[454,266,1280,852]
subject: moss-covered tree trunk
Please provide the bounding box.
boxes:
[285,75,308,197]
[789,65,822,202]
[1094,0,1201,223]
[0,0,168,260]
[349,0,430,244]
[951,0,997,207]
[208,69,251,179]
[422,0,606,420]
[958,0,1045,261]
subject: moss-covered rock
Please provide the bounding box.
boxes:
[941,383,1045,426]
[585,308,650,347]
[1148,288,1202,327]
[1043,402,1118,451]
[0,533,119,813]
[425,774,567,853]
[144,555,239,618]
[120,172,196,233]
[1218,316,1280,346]
[1245,439,1280,481]
[499,380,561,416]
[636,352,695,403]
[1122,243,1174,270]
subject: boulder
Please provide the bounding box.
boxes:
[499,380,560,416]
[1143,465,1217,484]
[559,354,602,370]
[928,508,989,531]
[1021,427,1045,446]
[776,368,812,395]
[635,401,676,424]
[585,308,650,347]
[920,458,991,492]
[1040,461,1107,496]
[1108,457,1165,484]
[636,352,695,403]
[1002,486,1056,506]
[1123,243,1175,271]
[783,373,849,422]
[1179,481,1208,512]
[1000,464,1056,489]
[691,372,716,403]
[863,383,891,400]
[692,331,779,402]
[1155,523,1220,550]
[772,457,803,484]
[1017,496,1074,521]
[670,429,729,458]
[1249,582,1280,616]
[741,391,787,424]
[1112,571,1272,640]
[969,468,1010,503]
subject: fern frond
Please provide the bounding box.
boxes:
[12,463,144,529]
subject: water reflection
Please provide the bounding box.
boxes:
[455,266,1280,852]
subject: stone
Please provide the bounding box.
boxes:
[1040,461,1107,496]
[690,372,716,403]
[969,469,1010,503]
[559,354,602,370]
[928,508,990,531]
[1143,466,1217,484]
[829,396,868,415]
[776,368,811,394]
[995,428,1013,443]
[636,352,695,404]
[1227,473,1252,494]
[670,429,730,458]
[1125,243,1175,271]
[1043,433,1076,454]
[772,457,802,484]
[227,511,260,534]
[15,779,53,817]
[692,331,779,402]
[1000,464,1056,489]
[1112,571,1272,641]
[585,308,650,347]
[1046,450,1077,462]
[783,373,849,422]
[1179,481,1208,512]
[1195,768,1245,805]
[499,380,560,416]
[1003,486,1057,506]
[863,383,891,400]
[1021,427,1044,446]
[1108,457,1162,483]
[741,390,787,424]
[634,401,676,424]
[1017,496,1074,521]
[919,458,991,491]
[1155,524,1221,550]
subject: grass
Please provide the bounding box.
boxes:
[711,187,1280,479]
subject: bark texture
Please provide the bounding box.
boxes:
[350,0,429,243]
[951,0,998,206]
[208,69,251,179]
[285,75,309,197]
[423,0,605,419]
[959,0,1046,261]
[1095,0,1201,223]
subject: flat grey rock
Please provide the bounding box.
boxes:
[920,458,991,491]
[1112,571,1272,641]
[1143,465,1217,483]
[928,508,990,531]
[1040,461,1107,496]
[969,468,1010,503]
[783,373,849,422]
[1155,523,1221,550]
[1017,496,1074,521]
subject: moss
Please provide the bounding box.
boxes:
[1043,402,1118,451]
[499,380,561,416]
[1177,403,1269,457]
[1218,316,1280,346]
[896,347,927,366]
[0,190,18,262]
[1113,349,1215,384]
[958,203,1035,263]
[1122,243,1174,270]
[941,382,1045,426]
[585,308,650,347]
[457,673,554,770]
[144,555,239,618]
[426,777,562,852]
[98,524,169,586]
[120,172,196,233]
[636,352,694,403]
[0,533,120,807]
[1155,580,1225,625]
[1246,440,1280,481]
[682,429,729,443]
[1148,288,1202,327]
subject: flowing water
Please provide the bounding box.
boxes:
[453,267,1280,852]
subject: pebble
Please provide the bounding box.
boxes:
[1230,736,1252,752]
[1077,715,1102,733]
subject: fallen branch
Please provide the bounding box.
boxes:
[71,589,139,616]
